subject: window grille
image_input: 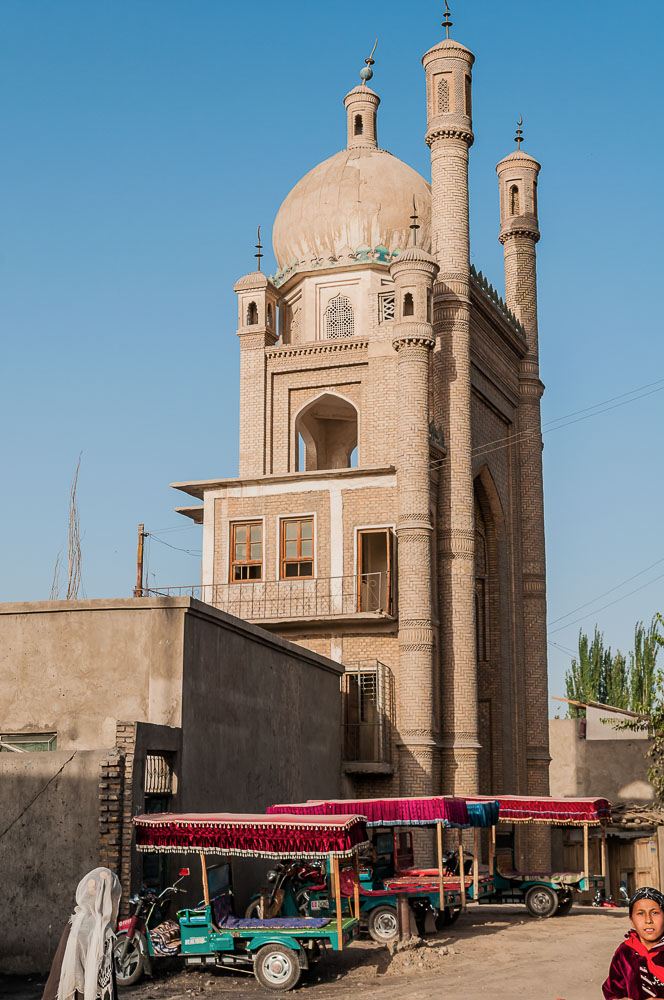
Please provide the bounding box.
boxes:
[325,294,354,339]
[378,293,395,323]
[341,660,394,763]
[144,753,174,795]
[0,732,57,752]
[437,77,450,114]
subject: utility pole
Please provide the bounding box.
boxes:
[134,524,146,597]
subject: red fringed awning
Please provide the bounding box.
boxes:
[468,795,611,826]
[133,812,370,858]
[266,796,470,828]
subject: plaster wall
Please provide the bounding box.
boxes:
[549,717,653,803]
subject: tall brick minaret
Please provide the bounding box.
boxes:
[497,123,550,861]
[422,6,480,794]
[389,212,439,796]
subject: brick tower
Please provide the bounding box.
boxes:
[422,12,479,793]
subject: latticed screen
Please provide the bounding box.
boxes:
[379,293,395,323]
[231,521,263,581]
[325,294,354,339]
[281,517,314,578]
[144,753,174,795]
[437,77,449,113]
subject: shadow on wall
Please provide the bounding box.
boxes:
[0,749,108,975]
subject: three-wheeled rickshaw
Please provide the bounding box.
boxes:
[267,795,500,942]
[470,794,612,917]
[119,811,368,991]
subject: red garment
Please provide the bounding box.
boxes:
[603,931,664,999]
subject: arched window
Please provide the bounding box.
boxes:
[437,78,449,114]
[246,301,258,325]
[475,525,488,662]
[295,392,358,471]
[266,303,273,329]
[464,75,472,117]
[403,292,414,317]
[509,185,520,216]
[533,180,538,217]
[325,294,354,339]
[354,114,363,136]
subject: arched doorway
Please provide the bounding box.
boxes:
[294,393,358,471]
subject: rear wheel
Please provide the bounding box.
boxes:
[525,885,559,918]
[368,904,398,943]
[253,944,301,992]
[245,898,263,918]
[113,932,144,987]
[556,892,574,916]
[435,906,462,930]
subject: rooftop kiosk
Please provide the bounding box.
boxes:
[132,812,368,990]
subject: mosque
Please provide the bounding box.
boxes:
[172,9,550,827]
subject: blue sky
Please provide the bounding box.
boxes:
[2,1,662,709]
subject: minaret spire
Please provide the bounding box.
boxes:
[360,39,378,85]
[409,196,420,247]
[515,115,524,151]
[442,0,453,39]
[254,226,263,271]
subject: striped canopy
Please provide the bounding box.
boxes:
[267,796,471,828]
[468,795,611,826]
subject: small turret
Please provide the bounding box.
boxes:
[344,43,380,149]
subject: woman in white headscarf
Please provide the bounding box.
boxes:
[42,867,121,1000]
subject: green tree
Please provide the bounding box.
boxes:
[630,619,660,712]
[606,649,629,710]
[565,627,611,714]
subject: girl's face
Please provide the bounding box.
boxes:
[631,900,664,948]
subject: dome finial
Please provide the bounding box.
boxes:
[410,196,420,247]
[360,39,378,85]
[254,226,263,271]
[442,0,453,39]
[515,115,524,151]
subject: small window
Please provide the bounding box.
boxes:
[378,293,395,323]
[354,114,363,136]
[267,303,273,328]
[437,77,449,114]
[510,185,520,215]
[230,521,263,581]
[533,180,538,217]
[281,517,314,579]
[325,293,354,339]
[403,292,414,317]
[0,732,57,752]
[246,301,258,325]
[464,75,472,117]
[427,289,432,323]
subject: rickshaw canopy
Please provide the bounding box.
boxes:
[267,796,471,828]
[468,795,611,826]
[133,812,370,858]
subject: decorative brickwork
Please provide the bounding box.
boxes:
[116,721,138,915]
[98,750,124,875]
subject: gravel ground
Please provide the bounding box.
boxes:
[2,904,629,1000]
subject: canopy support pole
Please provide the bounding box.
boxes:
[583,824,590,886]
[489,825,496,876]
[437,822,445,915]
[332,854,343,951]
[601,826,610,897]
[200,852,210,908]
[353,851,361,920]
[458,829,466,909]
[473,827,480,902]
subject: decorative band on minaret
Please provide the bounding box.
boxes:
[389,207,439,797]
[497,123,551,863]
[422,9,480,795]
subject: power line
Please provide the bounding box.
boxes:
[549,555,664,626]
[548,571,664,635]
[147,532,202,558]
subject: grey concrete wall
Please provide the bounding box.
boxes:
[0,598,186,748]
[549,717,653,803]
[0,749,107,974]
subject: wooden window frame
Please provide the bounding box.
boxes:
[280,517,314,580]
[230,520,263,583]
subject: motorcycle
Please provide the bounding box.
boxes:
[114,867,190,987]
[592,888,618,908]
[245,859,326,918]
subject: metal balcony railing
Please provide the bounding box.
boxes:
[341,660,395,764]
[145,572,388,620]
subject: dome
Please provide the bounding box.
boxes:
[272,146,431,271]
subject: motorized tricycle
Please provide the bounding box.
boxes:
[115,866,191,985]
[119,811,367,992]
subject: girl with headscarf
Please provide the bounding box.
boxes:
[42,867,121,1000]
[603,886,664,999]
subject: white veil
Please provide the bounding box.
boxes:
[57,867,121,1000]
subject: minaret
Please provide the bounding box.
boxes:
[389,204,439,797]
[496,121,550,862]
[422,4,479,794]
[343,42,380,149]
[234,228,279,477]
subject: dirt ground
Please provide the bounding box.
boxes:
[2,905,630,1000]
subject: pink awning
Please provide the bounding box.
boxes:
[267,796,470,828]
[467,795,611,826]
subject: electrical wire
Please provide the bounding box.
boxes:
[548,570,664,635]
[147,532,202,558]
[548,555,664,626]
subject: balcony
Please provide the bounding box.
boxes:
[145,572,392,623]
[342,659,395,773]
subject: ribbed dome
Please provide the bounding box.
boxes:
[272,147,431,270]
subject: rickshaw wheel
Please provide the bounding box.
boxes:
[254,944,301,991]
[435,906,462,930]
[525,885,559,918]
[113,932,144,987]
[368,904,399,943]
[556,892,574,916]
[245,899,263,918]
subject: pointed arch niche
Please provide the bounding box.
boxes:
[474,465,507,795]
[294,392,359,471]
